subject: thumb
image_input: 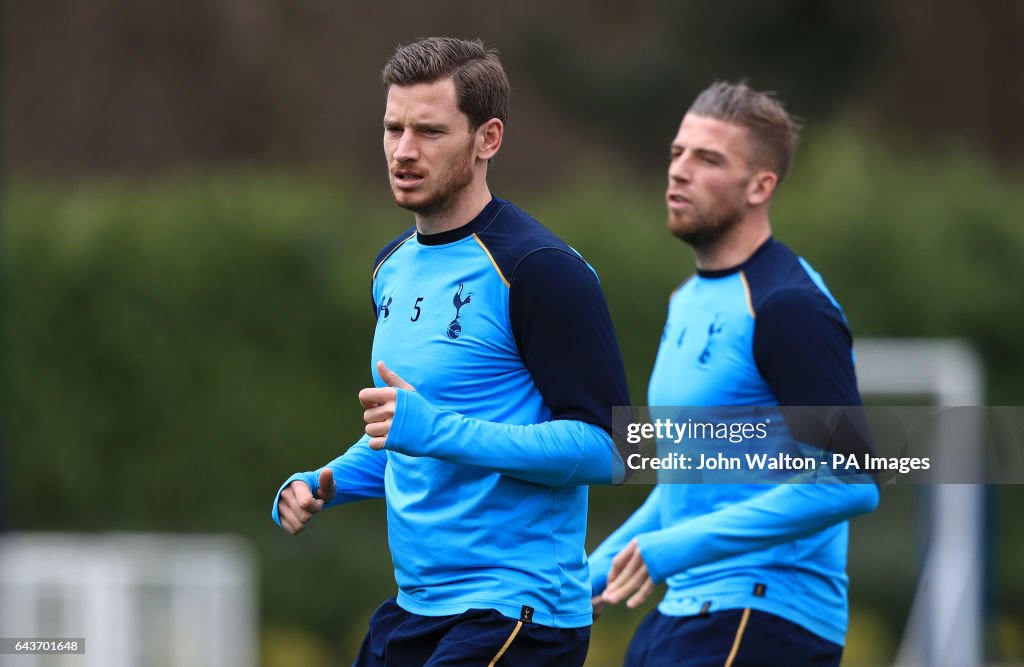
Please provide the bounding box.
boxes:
[315,468,336,502]
[377,360,415,391]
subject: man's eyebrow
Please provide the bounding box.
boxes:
[382,119,451,132]
[410,121,450,131]
[670,143,727,159]
[694,147,726,161]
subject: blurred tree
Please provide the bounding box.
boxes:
[509,0,887,166]
[4,1,1022,179]
[869,0,1024,166]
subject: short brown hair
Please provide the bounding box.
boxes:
[689,81,802,182]
[382,37,509,130]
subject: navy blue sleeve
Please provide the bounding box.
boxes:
[754,289,860,406]
[754,289,876,469]
[508,248,631,434]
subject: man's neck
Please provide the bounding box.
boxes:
[414,182,493,237]
[692,216,772,272]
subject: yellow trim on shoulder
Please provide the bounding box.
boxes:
[488,620,523,667]
[739,271,756,319]
[372,232,416,282]
[724,607,752,667]
[472,233,511,288]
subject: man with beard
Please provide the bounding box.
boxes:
[271,37,630,666]
[587,82,879,666]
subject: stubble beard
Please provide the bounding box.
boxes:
[392,141,476,218]
[668,192,745,249]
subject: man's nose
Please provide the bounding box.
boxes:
[393,131,419,162]
[668,157,691,183]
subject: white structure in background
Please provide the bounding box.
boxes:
[855,338,984,667]
[0,533,257,667]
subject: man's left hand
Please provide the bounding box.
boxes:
[601,538,655,609]
[359,360,416,450]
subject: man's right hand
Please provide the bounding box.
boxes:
[277,468,336,535]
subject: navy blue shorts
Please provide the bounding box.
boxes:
[623,608,842,667]
[353,598,590,666]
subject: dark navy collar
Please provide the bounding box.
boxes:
[696,237,776,279]
[416,197,504,246]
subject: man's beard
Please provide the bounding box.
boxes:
[669,193,744,249]
[394,143,475,217]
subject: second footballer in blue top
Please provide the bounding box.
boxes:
[588,81,879,667]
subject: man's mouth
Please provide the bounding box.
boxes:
[393,170,425,190]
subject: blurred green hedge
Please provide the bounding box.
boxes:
[3,131,1022,664]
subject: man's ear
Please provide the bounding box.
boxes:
[747,170,778,207]
[476,118,503,161]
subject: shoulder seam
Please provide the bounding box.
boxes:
[372,231,416,282]
[739,270,756,319]
[462,200,515,288]
[471,233,511,288]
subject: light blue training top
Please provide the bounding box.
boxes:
[589,238,878,646]
[273,198,631,628]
